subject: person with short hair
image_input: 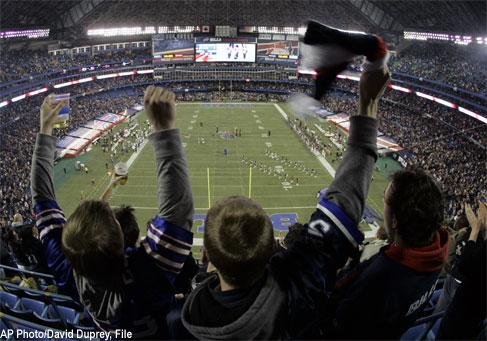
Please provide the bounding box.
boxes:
[180,63,391,338]
[31,87,193,338]
[331,167,449,338]
[113,205,140,250]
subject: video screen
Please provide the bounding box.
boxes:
[195,43,256,63]
[153,38,194,64]
[257,40,299,63]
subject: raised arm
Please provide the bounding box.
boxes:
[139,87,194,278]
[31,96,65,203]
[145,86,194,230]
[325,61,390,224]
[308,60,390,262]
[31,96,76,297]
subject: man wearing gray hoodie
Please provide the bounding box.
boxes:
[180,60,390,338]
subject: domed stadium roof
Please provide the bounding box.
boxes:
[1,0,485,37]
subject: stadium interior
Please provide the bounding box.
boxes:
[0,0,486,339]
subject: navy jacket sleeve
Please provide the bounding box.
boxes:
[306,116,377,269]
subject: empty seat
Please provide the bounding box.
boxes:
[47,305,80,326]
[1,313,61,341]
[52,297,83,311]
[0,291,19,311]
[9,297,47,320]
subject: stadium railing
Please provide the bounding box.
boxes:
[0,265,56,286]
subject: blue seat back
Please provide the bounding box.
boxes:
[48,305,79,324]
[18,298,46,315]
[0,292,18,309]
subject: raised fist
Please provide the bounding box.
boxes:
[144,86,176,131]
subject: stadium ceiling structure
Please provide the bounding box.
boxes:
[0,0,485,36]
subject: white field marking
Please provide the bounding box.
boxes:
[192,115,198,118]
[312,150,336,177]
[128,175,319,179]
[111,205,316,210]
[274,103,288,121]
[256,120,262,123]
[274,103,336,178]
[114,183,320,191]
[188,126,193,130]
[261,133,268,137]
[258,126,265,130]
[190,120,196,123]
[104,124,148,198]
[127,140,148,169]
[314,123,326,134]
[176,102,271,105]
[253,114,259,118]
[252,110,256,113]
[265,142,272,147]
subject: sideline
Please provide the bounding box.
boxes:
[274,103,336,178]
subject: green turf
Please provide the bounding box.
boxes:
[55,103,396,251]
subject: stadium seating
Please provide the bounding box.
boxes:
[0,266,96,334]
[0,292,18,311]
[0,313,66,340]
[400,311,444,340]
[1,4,485,336]
[7,297,47,320]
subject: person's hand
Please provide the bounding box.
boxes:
[466,202,487,241]
[465,203,477,231]
[358,65,391,118]
[144,86,176,132]
[100,174,126,202]
[40,95,68,135]
[110,174,126,188]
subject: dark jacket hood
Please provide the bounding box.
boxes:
[181,272,286,340]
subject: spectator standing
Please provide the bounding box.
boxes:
[331,167,448,339]
[30,88,193,338]
[180,63,391,338]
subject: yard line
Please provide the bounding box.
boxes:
[207,167,211,209]
[118,184,322,189]
[113,193,317,199]
[127,140,149,169]
[111,205,316,210]
[176,102,273,105]
[248,167,252,198]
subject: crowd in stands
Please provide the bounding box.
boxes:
[1,72,485,339]
[389,43,487,95]
[0,93,140,222]
[2,42,486,97]
[322,91,486,221]
[0,48,151,83]
[0,43,486,339]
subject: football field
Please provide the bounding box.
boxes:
[55,102,395,253]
